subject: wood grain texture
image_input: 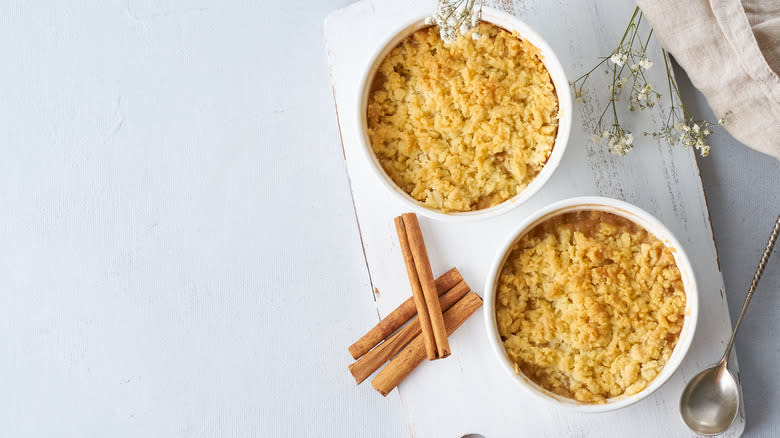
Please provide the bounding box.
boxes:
[0,0,770,436]
[0,1,413,437]
[325,0,747,436]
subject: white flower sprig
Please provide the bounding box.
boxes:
[572,7,723,157]
[425,0,483,44]
[649,49,724,157]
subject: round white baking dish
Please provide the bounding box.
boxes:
[483,196,698,412]
[355,8,572,222]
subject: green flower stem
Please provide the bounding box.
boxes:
[571,5,720,155]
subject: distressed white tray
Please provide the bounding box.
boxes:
[325,0,745,436]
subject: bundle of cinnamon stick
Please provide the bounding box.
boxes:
[348,213,483,396]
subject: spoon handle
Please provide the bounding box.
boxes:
[721,214,780,365]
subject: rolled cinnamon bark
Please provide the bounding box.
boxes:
[394,215,437,360]
[349,280,470,384]
[402,213,450,358]
[347,268,462,360]
[371,292,483,396]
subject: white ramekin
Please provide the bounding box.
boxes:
[483,196,699,412]
[355,8,572,222]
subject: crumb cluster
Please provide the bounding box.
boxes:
[496,211,686,403]
[367,23,558,212]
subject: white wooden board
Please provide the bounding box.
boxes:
[325,0,745,436]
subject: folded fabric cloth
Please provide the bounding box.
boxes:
[636,0,779,159]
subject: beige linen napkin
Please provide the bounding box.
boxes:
[636,0,779,159]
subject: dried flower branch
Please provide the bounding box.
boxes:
[426,0,484,44]
[572,7,723,156]
[651,48,724,157]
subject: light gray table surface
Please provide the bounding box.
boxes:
[0,1,776,437]
[676,69,780,438]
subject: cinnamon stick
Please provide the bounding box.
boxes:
[394,215,437,360]
[371,291,483,396]
[348,268,462,360]
[349,280,470,384]
[402,213,450,358]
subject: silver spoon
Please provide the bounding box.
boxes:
[680,214,780,435]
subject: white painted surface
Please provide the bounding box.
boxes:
[326,0,748,436]
[0,0,775,437]
[0,1,407,436]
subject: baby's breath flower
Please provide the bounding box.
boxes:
[427,0,483,45]
[610,52,628,66]
[573,7,723,156]
[601,127,634,155]
[664,117,719,156]
[439,28,454,44]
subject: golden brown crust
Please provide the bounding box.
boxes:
[496,211,686,403]
[367,23,558,212]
